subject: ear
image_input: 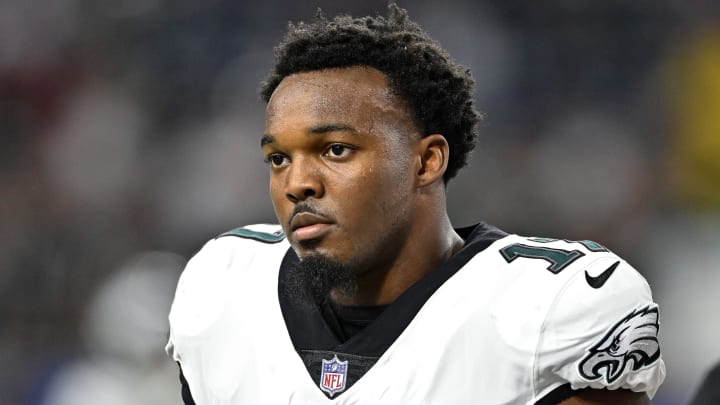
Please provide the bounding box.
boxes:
[415,134,449,187]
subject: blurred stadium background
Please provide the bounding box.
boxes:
[1,0,719,404]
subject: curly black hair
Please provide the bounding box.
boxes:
[260,4,480,182]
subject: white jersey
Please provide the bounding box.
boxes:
[166,223,665,404]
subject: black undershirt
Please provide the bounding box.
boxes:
[322,300,389,342]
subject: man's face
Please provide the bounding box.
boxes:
[263,66,421,271]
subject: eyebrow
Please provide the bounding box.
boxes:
[261,124,358,147]
[310,124,358,134]
[261,134,274,147]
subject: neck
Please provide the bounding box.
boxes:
[330,207,463,306]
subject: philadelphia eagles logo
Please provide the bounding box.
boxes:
[579,305,660,384]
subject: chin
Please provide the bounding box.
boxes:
[286,251,358,304]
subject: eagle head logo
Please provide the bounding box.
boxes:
[579,305,661,384]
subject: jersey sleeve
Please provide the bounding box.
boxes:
[533,255,666,400]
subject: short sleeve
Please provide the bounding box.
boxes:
[533,255,666,400]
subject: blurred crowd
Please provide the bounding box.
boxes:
[1,1,719,404]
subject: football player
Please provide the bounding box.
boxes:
[166,5,665,404]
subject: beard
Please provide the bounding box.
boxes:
[285,254,358,305]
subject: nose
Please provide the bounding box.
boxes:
[285,157,324,203]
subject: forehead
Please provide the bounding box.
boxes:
[265,66,416,135]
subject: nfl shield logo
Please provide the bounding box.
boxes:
[319,355,348,397]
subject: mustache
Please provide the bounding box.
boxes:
[288,203,329,225]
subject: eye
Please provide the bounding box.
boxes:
[323,144,353,159]
[264,153,289,168]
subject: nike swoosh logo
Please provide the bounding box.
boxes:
[585,261,620,289]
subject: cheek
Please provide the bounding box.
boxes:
[347,159,413,219]
[269,176,289,219]
[377,157,416,218]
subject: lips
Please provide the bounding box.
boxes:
[289,212,333,241]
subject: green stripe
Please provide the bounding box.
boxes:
[220,227,286,243]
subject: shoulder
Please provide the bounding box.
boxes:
[461,228,657,331]
[193,223,288,268]
[175,224,288,289]
[489,235,666,399]
[167,224,288,343]
[486,234,653,302]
